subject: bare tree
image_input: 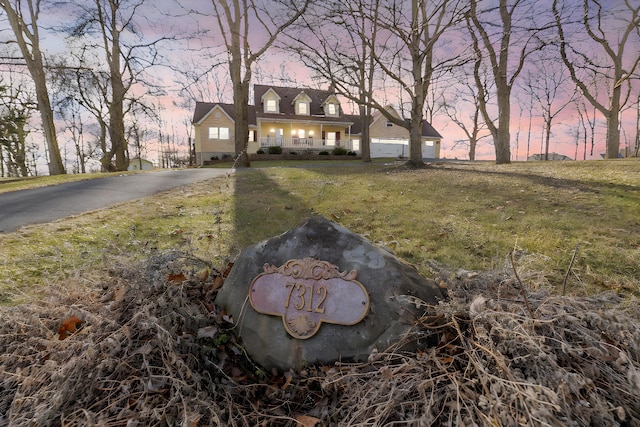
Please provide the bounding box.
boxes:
[0,75,35,176]
[211,0,310,167]
[522,57,576,160]
[441,59,491,160]
[468,0,550,164]
[553,0,640,159]
[66,0,170,171]
[0,0,66,174]
[372,0,464,166]
[50,55,108,171]
[294,0,464,166]
[288,0,380,162]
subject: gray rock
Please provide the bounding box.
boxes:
[215,216,445,369]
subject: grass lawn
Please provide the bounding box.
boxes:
[1,158,638,304]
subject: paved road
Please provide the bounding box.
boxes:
[0,169,232,233]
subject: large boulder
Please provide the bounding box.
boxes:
[215,216,445,369]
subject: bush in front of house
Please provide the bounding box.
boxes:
[210,156,219,161]
[268,146,283,155]
[256,149,265,154]
[348,151,357,156]
[319,151,330,156]
[332,147,348,155]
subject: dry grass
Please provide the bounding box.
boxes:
[1,252,638,426]
[233,159,640,298]
[2,159,639,302]
[1,159,639,425]
[0,175,235,304]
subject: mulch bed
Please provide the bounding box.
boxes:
[1,251,638,426]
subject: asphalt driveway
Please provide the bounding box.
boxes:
[0,169,232,233]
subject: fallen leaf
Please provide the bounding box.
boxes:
[295,414,321,427]
[168,272,186,284]
[222,262,234,278]
[212,276,224,290]
[282,373,293,389]
[221,311,234,324]
[197,326,218,339]
[198,267,210,283]
[114,286,126,301]
[58,316,83,340]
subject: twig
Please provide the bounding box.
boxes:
[562,243,580,296]
[510,250,534,318]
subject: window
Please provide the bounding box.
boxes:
[209,127,230,139]
[266,99,277,113]
[326,103,336,115]
[297,102,308,115]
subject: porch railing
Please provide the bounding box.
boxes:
[258,137,353,151]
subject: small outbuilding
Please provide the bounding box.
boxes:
[128,158,154,171]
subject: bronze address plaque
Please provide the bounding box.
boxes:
[249,258,370,339]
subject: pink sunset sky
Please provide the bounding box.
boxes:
[157,0,640,162]
[1,0,638,171]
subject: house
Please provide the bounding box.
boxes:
[192,84,442,165]
[365,106,442,159]
[528,153,573,161]
[127,158,154,171]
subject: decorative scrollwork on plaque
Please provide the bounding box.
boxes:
[287,314,318,337]
[262,257,358,281]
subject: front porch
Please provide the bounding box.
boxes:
[258,137,357,152]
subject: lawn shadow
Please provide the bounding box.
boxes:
[232,168,315,249]
[437,163,640,194]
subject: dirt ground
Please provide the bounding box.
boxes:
[1,250,639,426]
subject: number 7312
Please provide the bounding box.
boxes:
[284,282,327,313]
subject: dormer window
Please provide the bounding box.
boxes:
[323,95,340,117]
[293,92,312,116]
[297,101,308,115]
[266,99,277,113]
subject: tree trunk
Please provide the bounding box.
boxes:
[544,120,552,161]
[493,81,512,164]
[0,0,66,175]
[469,136,478,161]
[233,80,251,167]
[109,84,128,171]
[108,1,128,172]
[408,62,425,165]
[606,86,621,159]
[359,104,371,162]
[35,76,66,175]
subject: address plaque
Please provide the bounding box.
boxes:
[248,258,370,339]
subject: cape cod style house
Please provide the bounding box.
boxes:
[192,84,442,165]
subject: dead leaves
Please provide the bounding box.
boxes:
[57,315,83,340]
[294,414,321,427]
[167,261,233,289]
[167,272,187,284]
